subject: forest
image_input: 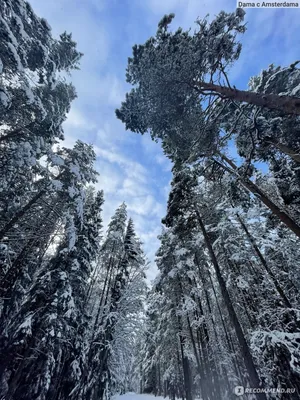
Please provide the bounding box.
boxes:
[0,1,300,400]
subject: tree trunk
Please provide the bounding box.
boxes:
[174,285,193,400]
[200,277,233,397]
[223,249,258,329]
[215,153,300,239]
[264,136,300,164]
[0,122,35,143]
[195,207,266,399]
[194,81,300,116]
[0,190,45,242]
[236,213,292,308]
[178,321,193,400]
[204,260,244,384]
[158,360,161,396]
[91,242,116,331]
[84,258,102,307]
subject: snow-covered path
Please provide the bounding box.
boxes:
[114,393,165,400]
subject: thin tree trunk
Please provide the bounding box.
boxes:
[140,364,143,394]
[177,316,193,400]
[176,345,184,400]
[174,285,193,400]
[265,136,300,164]
[222,249,258,329]
[158,360,161,396]
[84,258,102,307]
[215,153,300,239]
[194,81,300,116]
[204,261,244,383]
[201,278,233,397]
[175,261,206,398]
[91,242,116,330]
[0,190,45,242]
[195,207,266,399]
[0,122,35,143]
[186,314,205,396]
[236,213,292,308]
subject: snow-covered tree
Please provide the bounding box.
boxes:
[116,13,300,239]
[0,157,101,400]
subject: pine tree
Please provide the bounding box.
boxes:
[116,12,300,239]
[0,144,99,400]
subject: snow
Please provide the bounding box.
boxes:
[14,14,30,41]
[68,185,76,198]
[251,329,300,374]
[76,194,84,223]
[16,0,27,16]
[71,259,80,271]
[0,16,18,47]
[22,83,35,105]
[7,43,24,71]
[47,313,57,322]
[291,83,300,96]
[50,154,65,166]
[18,314,33,335]
[59,271,67,281]
[69,163,81,179]
[0,91,10,107]
[174,247,187,256]
[114,394,166,400]
[168,268,176,278]
[51,179,63,190]
[236,275,250,289]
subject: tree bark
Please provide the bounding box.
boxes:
[0,122,36,143]
[178,317,193,400]
[194,81,300,116]
[215,153,300,239]
[195,207,266,399]
[0,190,45,242]
[0,173,65,243]
[264,136,300,164]
[236,213,292,308]
[203,259,244,383]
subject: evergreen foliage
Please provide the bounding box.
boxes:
[117,10,300,400]
[0,2,147,399]
[1,1,300,399]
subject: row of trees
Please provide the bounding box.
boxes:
[0,1,147,399]
[116,9,300,400]
[133,167,300,400]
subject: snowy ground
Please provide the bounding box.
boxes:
[114,393,166,400]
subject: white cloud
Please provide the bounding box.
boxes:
[95,147,148,183]
[65,108,95,130]
[161,182,172,201]
[95,163,123,194]
[107,75,127,107]
[93,136,166,282]
[127,194,164,217]
[58,132,77,150]
[75,74,126,107]
[30,0,293,283]
[140,134,173,172]
[119,178,148,197]
[141,0,230,31]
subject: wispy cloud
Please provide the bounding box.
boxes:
[29,0,300,281]
[65,108,96,130]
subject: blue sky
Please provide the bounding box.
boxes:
[29,0,300,281]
